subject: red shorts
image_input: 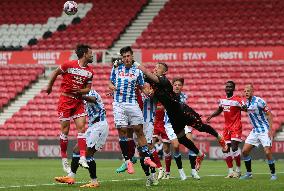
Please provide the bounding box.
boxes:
[153,123,170,143]
[57,95,86,121]
[223,127,242,143]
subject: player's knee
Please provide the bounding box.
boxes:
[242,149,249,157]
[264,147,272,155]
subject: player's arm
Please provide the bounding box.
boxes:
[46,67,64,94]
[240,99,248,112]
[134,62,159,83]
[82,95,97,103]
[139,83,153,97]
[206,107,223,123]
[79,83,92,94]
[108,66,117,92]
[108,81,116,91]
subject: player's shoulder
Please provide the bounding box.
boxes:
[64,60,77,65]
[255,96,266,104]
[61,60,77,67]
[232,95,245,102]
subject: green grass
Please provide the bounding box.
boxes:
[0,159,283,191]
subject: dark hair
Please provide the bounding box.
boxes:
[76,44,91,59]
[172,77,184,85]
[226,80,235,89]
[120,46,133,55]
[158,62,168,72]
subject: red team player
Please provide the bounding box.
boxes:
[153,102,171,178]
[46,44,95,172]
[207,81,246,178]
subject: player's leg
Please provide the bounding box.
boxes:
[55,144,78,185]
[151,136,164,180]
[117,127,134,174]
[239,143,254,179]
[231,140,242,178]
[128,104,156,168]
[172,139,187,180]
[165,124,186,180]
[81,120,109,188]
[175,128,205,171]
[60,120,71,174]
[186,131,200,180]
[223,143,235,178]
[162,142,171,179]
[260,133,277,180]
[264,146,277,180]
[73,115,89,168]
[183,104,227,151]
[127,128,137,163]
[58,98,72,174]
[222,129,234,178]
[144,122,162,182]
[113,102,133,173]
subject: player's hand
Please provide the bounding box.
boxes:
[206,117,211,123]
[108,83,116,92]
[70,88,82,98]
[46,86,52,95]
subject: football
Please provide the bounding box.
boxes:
[63,1,78,15]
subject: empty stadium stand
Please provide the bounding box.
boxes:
[26,0,147,50]
[0,61,283,140]
[0,65,44,109]
[134,0,284,49]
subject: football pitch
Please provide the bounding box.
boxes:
[0,159,283,191]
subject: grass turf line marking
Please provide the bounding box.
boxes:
[0,172,283,189]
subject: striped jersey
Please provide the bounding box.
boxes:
[218,95,245,130]
[110,64,145,103]
[164,92,188,125]
[246,96,270,133]
[84,90,106,127]
[142,95,156,123]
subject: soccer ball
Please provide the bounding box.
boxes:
[63,1,78,15]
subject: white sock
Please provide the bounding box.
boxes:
[151,173,156,178]
[228,168,234,174]
[192,169,197,174]
[235,166,241,173]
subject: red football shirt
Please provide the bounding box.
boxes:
[59,60,94,93]
[218,96,245,130]
[154,102,165,126]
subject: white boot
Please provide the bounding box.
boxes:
[191,169,200,180]
[62,158,71,174]
[178,168,187,180]
[79,156,89,169]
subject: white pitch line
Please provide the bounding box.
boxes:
[0,172,283,189]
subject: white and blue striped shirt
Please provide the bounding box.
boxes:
[142,95,156,123]
[164,92,188,125]
[110,64,144,103]
[246,96,270,133]
[84,90,106,127]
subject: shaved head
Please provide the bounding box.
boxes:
[244,84,254,99]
